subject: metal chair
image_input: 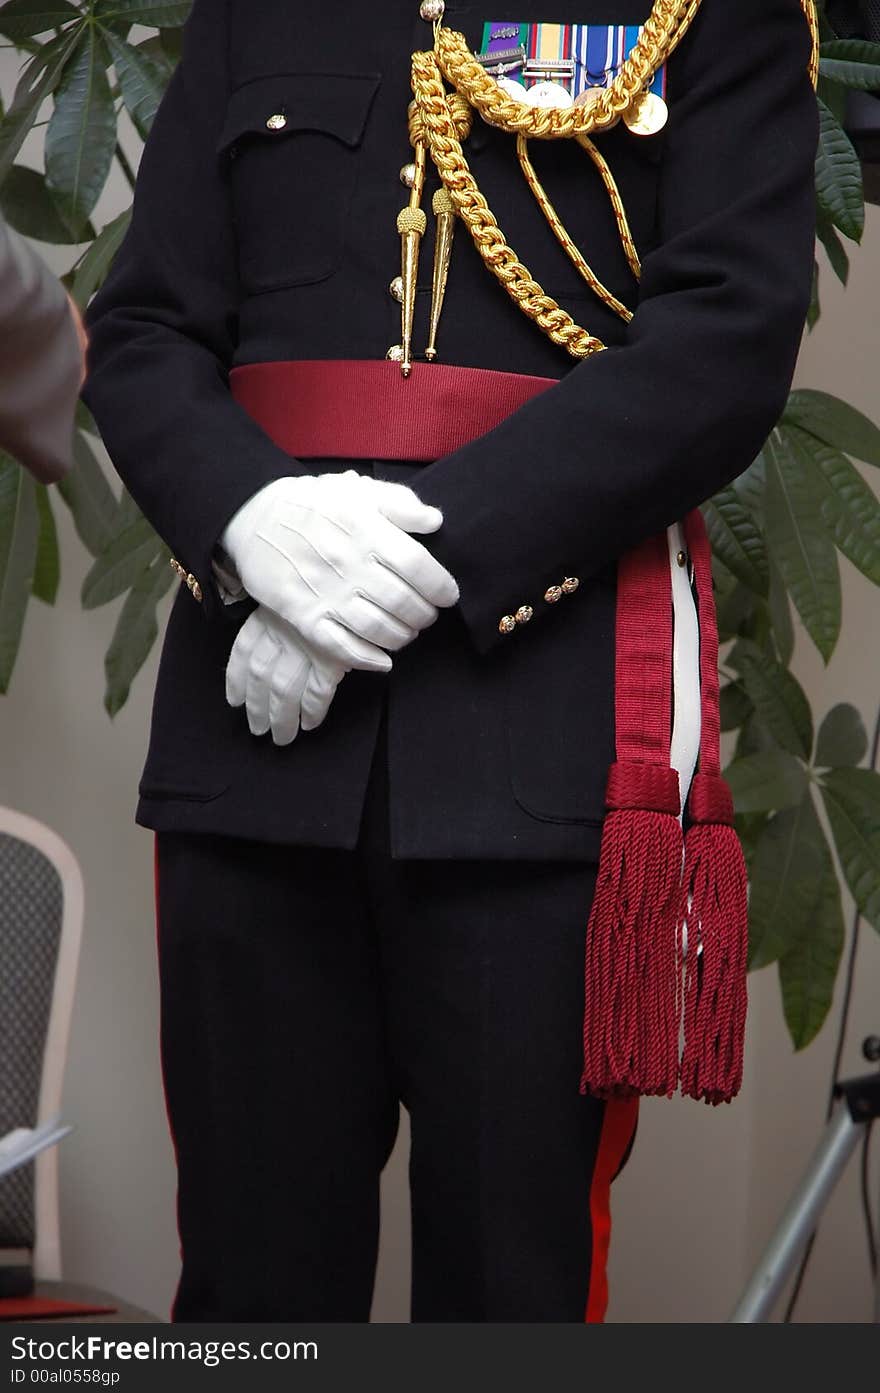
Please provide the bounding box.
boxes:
[0,807,83,1290]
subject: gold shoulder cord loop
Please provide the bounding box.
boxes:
[398,0,820,372]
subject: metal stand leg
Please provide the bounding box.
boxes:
[730,1069,880,1323]
[730,1106,861,1322]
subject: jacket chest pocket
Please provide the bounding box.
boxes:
[217,71,381,294]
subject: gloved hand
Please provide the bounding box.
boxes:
[220,471,459,673]
[226,605,346,745]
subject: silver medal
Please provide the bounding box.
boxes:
[523,80,573,110]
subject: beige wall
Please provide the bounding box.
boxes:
[1,45,878,1321]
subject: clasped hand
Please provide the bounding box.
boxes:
[222,471,458,744]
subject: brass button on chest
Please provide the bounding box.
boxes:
[265,112,287,131]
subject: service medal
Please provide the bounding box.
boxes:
[622,90,668,135]
[524,80,573,109]
[495,75,529,100]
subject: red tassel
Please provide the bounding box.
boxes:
[677,776,749,1105]
[580,763,684,1100]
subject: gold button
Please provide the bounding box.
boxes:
[515,605,533,624]
[389,275,404,302]
[544,585,563,604]
[561,576,580,594]
[676,550,687,567]
[386,344,404,362]
[499,615,517,635]
[265,113,287,131]
[420,0,445,21]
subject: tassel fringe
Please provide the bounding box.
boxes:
[580,806,684,1100]
[677,822,749,1105]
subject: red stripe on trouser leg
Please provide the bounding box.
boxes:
[584,1096,639,1323]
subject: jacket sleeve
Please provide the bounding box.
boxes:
[413,0,819,653]
[81,0,299,620]
[0,218,82,483]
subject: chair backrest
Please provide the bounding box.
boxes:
[0,808,83,1282]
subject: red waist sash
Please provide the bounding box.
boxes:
[229,358,556,460]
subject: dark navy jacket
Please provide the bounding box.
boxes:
[82,0,818,858]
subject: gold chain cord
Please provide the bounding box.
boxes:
[409,0,820,359]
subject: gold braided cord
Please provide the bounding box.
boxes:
[516,134,636,322]
[412,47,604,358]
[410,0,821,360]
[574,136,642,281]
[805,0,820,89]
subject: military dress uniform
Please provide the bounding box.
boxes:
[82,0,819,1323]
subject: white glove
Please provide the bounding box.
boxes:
[226,605,346,745]
[220,472,459,673]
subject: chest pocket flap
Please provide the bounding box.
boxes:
[217,71,381,154]
[217,71,381,292]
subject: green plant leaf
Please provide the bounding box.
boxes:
[71,206,130,305]
[815,97,864,243]
[0,26,81,184]
[714,576,756,643]
[727,637,814,760]
[807,259,820,330]
[82,514,162,609]
[701,488,768,596]
[103,547,174,716]
[74,398,99,437]
[748,789,830,969]
[817,70,848,125]
[32,481,59,604]
[45,27,117,234]
[819,767,880,932]
[784,425,880,585]
[0,0,80,41]
[767,553,795,667]
[0,452,38,691]
[734,709,777,762]
[94,0,192,25]
[719,680,753,732]
[816,203,850,285]
[725,750,808,814]
[820,40,880,90]
[132,32,175,81]
[783,389,880,467]
[101,25,168,134]
[778,861,845,1051]
[116,487,142,528]
[157,24,183,62]
[815,703,868,769]
[734,809,771,871]
[56,430,119,558]
[764,429,841,663]
[731,450,767,516]
[0,162,95,243]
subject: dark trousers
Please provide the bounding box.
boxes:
[154,725,639,1323]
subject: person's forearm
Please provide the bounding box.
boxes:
[0,220,83,482]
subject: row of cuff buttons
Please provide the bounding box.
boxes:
[499,575,580,634]
[170,557,203,603]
